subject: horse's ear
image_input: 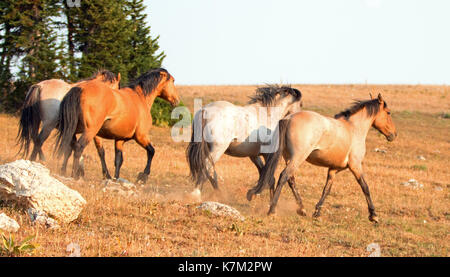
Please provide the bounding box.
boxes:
[377,93,383,104]
[117,73,121,83]
[369,92,373,99]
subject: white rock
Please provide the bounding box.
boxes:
[197,201,245,221]
[0,213,20,232]
[102,178,136,197]
[0,160,86,223]
[417,155,426,160]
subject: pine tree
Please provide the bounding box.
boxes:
[125,0,165,81]
[71,0,133,83]
[0,0,62,111]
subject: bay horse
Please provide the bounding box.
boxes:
[186,85,302,200]
[55,68,179,183]
[248,93,397,223]
[16,70,120,161]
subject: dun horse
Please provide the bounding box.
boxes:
[55,68,180,183]
[17,70,120,161]
[248,93,397,223]
[186,85,302,200]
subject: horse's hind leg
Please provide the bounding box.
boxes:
[94,136,112,179]
[287,175,306,216]
[313,168,338,218]
[191,143,227,200]
[30,122,54,162]
[204,143,229,191]
[60,135,76,176]
[267,151,309,215]
[247,155,276,201]
[113,139,125,179]
[72,133,91,179]
[204,159,218,190]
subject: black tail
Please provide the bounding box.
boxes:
[186,110,212,186]
[254,119,289,195]
[55,86,82,158]
[17,85,41,158]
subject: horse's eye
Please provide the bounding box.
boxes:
[387,111,391,115]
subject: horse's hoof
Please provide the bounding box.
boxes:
[136,172,148,184]
[369,215,379,223]
[246,190,255,201]
[297,208,307,217]
[312,210,321,218]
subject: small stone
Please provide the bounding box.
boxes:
[197,201,245,221]
[66,242,81,257]
[374,148,387,153]
[367,243,381,257]
[27,208,60,229]
[0,213,20,233]
[417,155,426,160]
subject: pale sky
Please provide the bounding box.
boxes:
[145,0,450,85]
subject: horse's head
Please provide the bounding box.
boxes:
[91,70,121,90]
[372,93,397,141]
[284,88,303,116]
[106,72,120,90]
[158,71,180,107]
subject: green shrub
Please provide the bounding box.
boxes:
[151,98,186,127]
[412,164,427,171]
[0,233,37,257]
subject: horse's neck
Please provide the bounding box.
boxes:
[347,111,375,141]
[242,104,286,131]
[139,88,159,111]
[244,98,290,127]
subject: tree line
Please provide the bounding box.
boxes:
[1,0,177,125]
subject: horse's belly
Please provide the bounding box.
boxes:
[225,141,260,157]
[306,149,348,169]
[97,119,134,139]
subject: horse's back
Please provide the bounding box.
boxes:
[37,79,72,124]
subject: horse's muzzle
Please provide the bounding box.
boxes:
[387,132,397,142]
[171,99,180,107]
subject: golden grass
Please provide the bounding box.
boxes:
[0,84,449,257]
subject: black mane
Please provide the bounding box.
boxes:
[84,69,117,83]
[334,99,386,120]
[126,68,171,96]
[248,85,302,106]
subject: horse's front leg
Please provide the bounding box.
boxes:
[135,134,155,184]
[349,163,378,223]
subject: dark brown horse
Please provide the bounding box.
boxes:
[249,93,397,223]
[55,68,180,183]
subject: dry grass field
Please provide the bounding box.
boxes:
[0,84,449,257]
